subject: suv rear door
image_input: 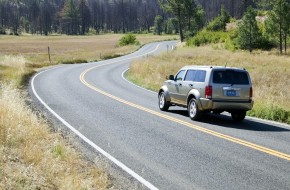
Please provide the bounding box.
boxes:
[211,69,252,102]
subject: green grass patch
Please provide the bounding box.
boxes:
[52,144,66,159]
[248,102,290,124]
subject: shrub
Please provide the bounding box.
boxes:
[118,33,140,46]
[207,17,225,31]
[186,30,230,47]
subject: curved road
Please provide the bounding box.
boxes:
[30,41,290,190]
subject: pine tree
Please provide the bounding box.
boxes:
[266,0,290,54]
[61,0,79,35]
[41,0,52,36]
[165,18,178,34]
[183,0,197,32]
[78,0,90,35]
[237,6,261,52]
[154,15,163,35]
[158,0,197,42]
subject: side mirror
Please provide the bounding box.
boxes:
[168,75,175,81]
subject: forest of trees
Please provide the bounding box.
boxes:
[0,0,257,36]
[0,0,162,35]
[0,0,289,53]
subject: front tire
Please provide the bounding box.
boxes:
[231,111,246,122]
[188,98,202,121]
[159,92,169,111]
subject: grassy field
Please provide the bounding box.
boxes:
[0,34,176,86]
[127,45,290,124]
[0,34,176,67]
[0,34,177,189]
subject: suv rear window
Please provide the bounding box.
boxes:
[213,70,249,85]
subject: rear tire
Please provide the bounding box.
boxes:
[159,92,169,111]
[188,98,202,121]
[231,111,246,122]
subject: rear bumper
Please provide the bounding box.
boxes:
[200,98,254,111]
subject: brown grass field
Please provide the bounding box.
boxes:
[0,34,176,66]
[128,45,290,124]
[0,34,177,189]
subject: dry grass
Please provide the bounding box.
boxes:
[128,45,290,123]
[0,34,177,88]
[0,83,110,189]
[0,34,177,67]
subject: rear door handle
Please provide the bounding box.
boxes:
[178,83,182,86]
[189,84,193,87]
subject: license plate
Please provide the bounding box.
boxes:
[226,90,237,97]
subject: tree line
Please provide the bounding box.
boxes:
[0,0,256,36]
[0,0,162,35]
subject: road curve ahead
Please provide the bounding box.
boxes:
[30,41,290,190]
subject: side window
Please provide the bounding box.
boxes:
[195,70,206,82]
[184,70,206,82]
[175,70,186,81]
[184,70,197,81]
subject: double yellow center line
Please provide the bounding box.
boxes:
[80,64,290,162]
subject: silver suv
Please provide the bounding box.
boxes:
[158,66,254,122]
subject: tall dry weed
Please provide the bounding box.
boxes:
[0,55,26,68]
[0,83,110,189]
[0,55,32,87]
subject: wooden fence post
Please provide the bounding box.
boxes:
[48,46,51,64]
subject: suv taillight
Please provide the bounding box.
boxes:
[205,86,212,99]
[250,87,253,99]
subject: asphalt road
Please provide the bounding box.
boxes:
[30,41,290,190]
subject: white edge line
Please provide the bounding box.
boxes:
[31,44,166,190]
[121,68,157,94]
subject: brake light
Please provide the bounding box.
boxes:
[205,86,212,99]
[250,87,253,99]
